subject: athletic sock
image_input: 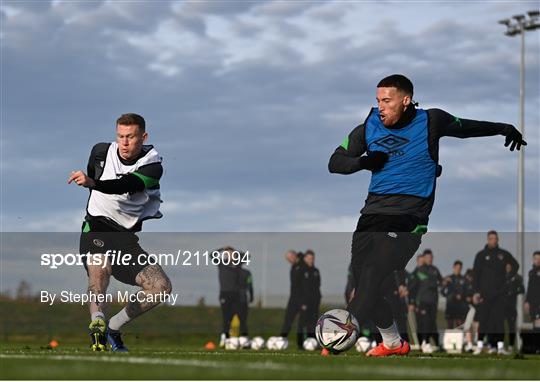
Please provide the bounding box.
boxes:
[497,341,504,350]
[91,311,105,322]
[477,340,484,349]
[108,308,131,331]
[377,321,401,349]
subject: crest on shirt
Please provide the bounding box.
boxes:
[93,239,104,248]
[498,253,504,260]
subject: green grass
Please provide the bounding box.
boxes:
[1,301,539,379]
[1,343,540,380]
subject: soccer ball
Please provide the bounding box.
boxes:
[355,336,372,353]
[250,336,265,350]
[303,337,318,351]
[266,336,288,350]
[316,309,359,353]
[238,336,251,349]
[224,337,239,350]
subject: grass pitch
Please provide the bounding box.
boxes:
[1,344,540,380]
[1,301,539,379]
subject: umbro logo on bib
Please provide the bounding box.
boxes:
[373,134,409,151]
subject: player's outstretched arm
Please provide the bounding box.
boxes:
[328,124,388,174]
[68,163,162,195]
[68,170,144,194]
[430,108,527,151]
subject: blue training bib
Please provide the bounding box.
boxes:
[365,108,436,198]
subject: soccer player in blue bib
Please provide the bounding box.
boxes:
[328,74,526,356]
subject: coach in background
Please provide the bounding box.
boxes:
[442,260,469,329]
[297,250,321,348]
[217,247,241,347]
[279,250,306,346]
[238,261,254,339]
[473,230,518,355]
[525,251,540,330]
[409,249,442,353]
[503,262,524,350]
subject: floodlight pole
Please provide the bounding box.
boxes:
[517,24,525,352]
[498,10,540,352]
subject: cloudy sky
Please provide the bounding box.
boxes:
[2,0,539,235]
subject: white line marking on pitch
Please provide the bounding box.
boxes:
[0,354,516,379]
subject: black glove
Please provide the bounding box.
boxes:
[504,125,527,151]
[359,151,388,172]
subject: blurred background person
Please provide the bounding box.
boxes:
[238,259,254,340]
[472,230,518,355]
[297,250,321,348]
[503,262,524,351]
[409,249,442,353]
[217,247,241,347]
[463,268,477,352]
[525,251,540,331]
[279,250,305,347]
[442,260,469,329]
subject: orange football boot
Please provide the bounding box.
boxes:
[366,339,410,357]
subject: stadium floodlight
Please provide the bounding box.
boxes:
[498,9,540,352]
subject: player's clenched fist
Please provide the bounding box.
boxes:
[68,170,95,188]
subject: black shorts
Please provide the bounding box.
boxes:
[80,230,149,286]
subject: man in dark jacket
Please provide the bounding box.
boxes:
[525,251,540,330]
[280,250,306,344]
[297,250,321,348]
[503,262,524,349]
[238,263,254,338]
[473,231,519,354]
[409,249,442,353]
[442,260,469,329]
[217,247,241,347]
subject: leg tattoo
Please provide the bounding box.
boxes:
[124,265,172,320]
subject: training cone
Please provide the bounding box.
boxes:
[205,341,216,350]
[49,340,58,349]
[321,348,329,356]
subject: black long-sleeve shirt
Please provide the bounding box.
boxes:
[526,265,540,308]
[409,264,442,305]
[328,107,515,221]
[473,245,519,299]
[300,265,321,306]
[239,267,254,304]
[503,273,524,308]
[87,143,163,195]
[289,260,306,302]
[442,274,469,310]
